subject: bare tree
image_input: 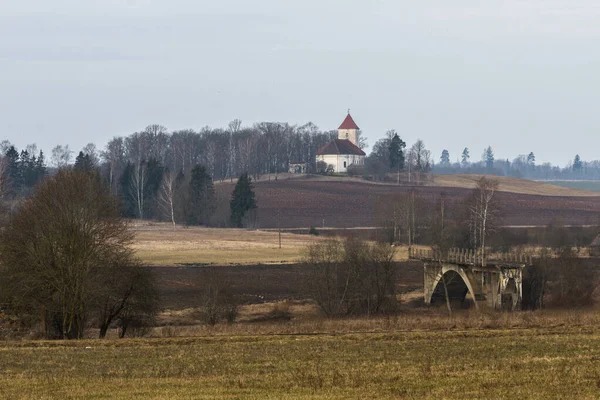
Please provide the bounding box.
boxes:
[468,177,500,264]
[130,161,147,219]
[157,170,176,228]
[0,170,158,339]
[305,237,397,316]
[102,137,125,194]
[50,144,73,168]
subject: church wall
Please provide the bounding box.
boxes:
[338,129,358,146]
[317,154,365,173]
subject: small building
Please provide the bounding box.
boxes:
[288,162,308,174]
[316,112,366,173]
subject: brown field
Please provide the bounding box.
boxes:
[3,321,600,399]
[132,223,412,266]
[131,223,322,266]
[215,175,600,228]
[433,174,600,196]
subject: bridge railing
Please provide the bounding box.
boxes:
[408,247,534,266]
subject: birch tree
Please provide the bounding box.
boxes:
[157,170,176,228]
[468,177,500,265]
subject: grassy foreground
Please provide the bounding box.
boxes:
[2,326,600,399]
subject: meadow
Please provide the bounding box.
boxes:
[2,322,600,399]
[543,180,600,193]
[4,220,600,399]
[131,222,320,266]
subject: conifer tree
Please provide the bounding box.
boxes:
[230,172,257,228]
[388,134,406,170]
[186,165,215,225]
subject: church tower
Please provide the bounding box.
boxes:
[338,111,360,146]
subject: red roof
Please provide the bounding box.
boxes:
[317,139,366,156]
[338,113,359,130]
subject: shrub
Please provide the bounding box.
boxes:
[305,237,397,316]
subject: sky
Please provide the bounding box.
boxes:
[1,0,599,166]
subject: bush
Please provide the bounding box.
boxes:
[305,237,397,316]
[346,165,365,177]
[309,226,319,236]
[0,170,159,340]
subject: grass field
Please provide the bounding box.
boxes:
[434,174,600,197]
[131,223,323,266]
[2,324,600,399]
[543,180,600,193]
[131,223,411,266]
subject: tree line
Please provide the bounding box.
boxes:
[2,121,600,223]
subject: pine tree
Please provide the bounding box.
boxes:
[461,148,470,166]
[388,134,406,170]
[527,152,535,166]
[186,165,216,225]
[440,149,450,166]
[230,172,257,228]
[36,150,47,181]
[573,154,583,171]
[5,146,21,194]
[484,146,494,169]
[74,151,95,173]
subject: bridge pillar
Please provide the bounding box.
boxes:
[423,261,523,311]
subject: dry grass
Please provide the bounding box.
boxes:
[434,174,600,197]
[131,222,412,266]
[131,222,325,266]
[3,312,600,399]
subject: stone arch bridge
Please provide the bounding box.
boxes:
[409,248,533,310]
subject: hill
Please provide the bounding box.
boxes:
[216,174,600,229]
[433,174,600,197]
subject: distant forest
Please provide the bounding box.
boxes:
[1,121,598,221]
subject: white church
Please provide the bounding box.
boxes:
[316,112,366,173]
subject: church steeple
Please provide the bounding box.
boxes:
[338,112,359,145]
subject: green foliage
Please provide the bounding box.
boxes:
[388,133,406,170]
[461,147,470,165]
[119,162,137,218]
[186,165,216,225]
[74,151,95,173]
[573,154,583,171]
[440,149,450,166]
[230,172,257,228]
[308,226,319,236]
[484,146,494,169]
[3,146,46,196]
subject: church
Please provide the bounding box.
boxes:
[316,112,366,173]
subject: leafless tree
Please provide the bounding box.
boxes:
[305,237,397,316]
[0,170,158,339]
[102,137,125,194]
[157,170,176,228]
[50,144,73,168]
[468,177,500,264]
[130,161,147,219]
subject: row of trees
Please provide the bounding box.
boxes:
[435,147,595,180]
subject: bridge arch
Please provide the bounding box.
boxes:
[426,265,479,310]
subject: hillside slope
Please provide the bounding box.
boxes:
[216,175,600,229]
[433,174,599,197]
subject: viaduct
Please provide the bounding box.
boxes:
[410,248,533,310]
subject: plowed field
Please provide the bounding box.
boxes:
[217,177,600,228]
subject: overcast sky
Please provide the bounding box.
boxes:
[1,0,599,166]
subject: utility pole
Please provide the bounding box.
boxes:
[278,209,281,249]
